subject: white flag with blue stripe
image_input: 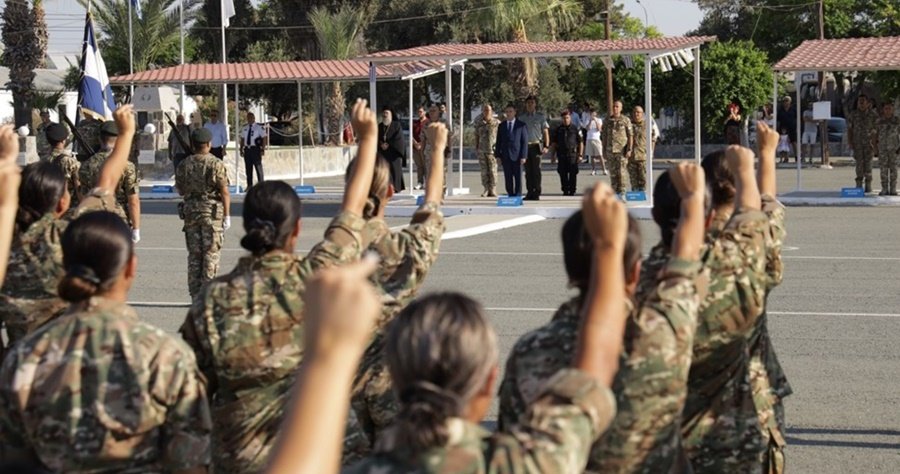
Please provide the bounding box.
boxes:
[132,0,143,20]
[79,13,116,119]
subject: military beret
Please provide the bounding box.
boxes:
[191,127,212,144]
[46,123,68,142]
[100,120,118,137]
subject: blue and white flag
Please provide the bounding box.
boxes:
[78,13,116,120]
[131,0,142,20]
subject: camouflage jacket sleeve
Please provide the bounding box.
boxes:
[179,301,219,398]
[301,211,367,277]
[0,353,40,464]
[121,162,139,196]
[496,369,616,472]
[213,159,228,189]
[154,339,213,470]
[761,194,786,291]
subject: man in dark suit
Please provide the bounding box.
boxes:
[494,103,528,197]
[378,106,406,192]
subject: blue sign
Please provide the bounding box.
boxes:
[841,187,865,198]
[228,185,243,194]
[151,185,173,193]
[497,196,523,207]
[625,191,647,201]
[416,195,425,206]
[294,185,316,194]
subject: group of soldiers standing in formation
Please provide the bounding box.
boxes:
[472,97,658,199]
[0,95,790,473]
[847,94,900,195]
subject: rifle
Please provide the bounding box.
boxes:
[60,114,95,158]
[166,113,192,155]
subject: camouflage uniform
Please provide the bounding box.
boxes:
[498,258,702,473]
[78,151,138,225]
[877,115,900,194]
[345,369,616,474]
[602,115,633,194]
[639,208,771,473]
[49,148,81,207]
[422,118,451,194]
[848,108,879,189]
[0,297,212,473]
[179,211,368,473]
[36,122,51,160]
[475,115,501,195]
[175,153,228,298]
[75,118,102,161]
[349,203,445,459]
[629,119,650,191]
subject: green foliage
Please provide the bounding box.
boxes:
[699,41,772,139]
[308,5,371,60]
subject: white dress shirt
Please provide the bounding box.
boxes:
[204,121,229,148]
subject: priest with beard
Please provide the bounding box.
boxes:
[378,106,406,192]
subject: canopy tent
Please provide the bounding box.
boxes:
[363,36,716,202]
[110,59,466,187]
[774,36,900,194]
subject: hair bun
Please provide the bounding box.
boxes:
[399,380,461,417]
[240,218,278,254]
[58,265,102,302]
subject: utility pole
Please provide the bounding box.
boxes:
[818,0,830,166]
[604,0,614,116]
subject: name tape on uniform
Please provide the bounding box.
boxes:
[841,187,865,198]
[151,185,174,193]
[625,191,647,201]
[497,196,523,207]
[294,185,316,194]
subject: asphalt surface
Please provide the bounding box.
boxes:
[131,186,900,473]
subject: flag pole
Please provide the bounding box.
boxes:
[128,0,134,97]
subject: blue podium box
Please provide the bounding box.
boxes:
[625,191,647,201]
[416,195,425,206]
[841,187,864,198]
[151,185,173,193]
[294,185,316,194]
[497,196,523,207]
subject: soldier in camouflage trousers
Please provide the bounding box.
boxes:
[78,121,141,238]
[175,128,230,299]
[877,102,900,195]
[848,95,879,192]
[474,104,500,197]
[629,106,656,192]
[602,100,634,194]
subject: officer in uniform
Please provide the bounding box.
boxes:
[239,112,267,189]
[74,115,102,162]
[847,95,879,192]
[175,127,231,299]
[550,110,583,196]
[473,104,500,197]
[35,109,52,160]
[78,121,141,241]
[46,123,81,207]
[519,96,550,200]
[876,101,900,196]
[602,100,634,194]
[630,105,657,192]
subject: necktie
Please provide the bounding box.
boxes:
[246,125,252,147]
[508,121,512,134]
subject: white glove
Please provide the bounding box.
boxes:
[132,229,141,243]
[223,216,231,231]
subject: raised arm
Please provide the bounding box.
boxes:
[574,183,628,387]
[423,122,448,204]
[756,121,779,197]
[96,105,136,193]
[267,258,380,474]
[343,99,378,217]
[725,145,762,212]
[668,163,706,261]
[0,125,21,285]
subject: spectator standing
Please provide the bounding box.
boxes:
[239,112,268,189]
[474,104,501,197]
[551,110,583,196]
[848,95,879,192]
[204,110,229,160]
[724,102,742,146]
[801,103,819,165]
[585,108,606,176]
[494,103,528,197]
[168,114,191,171]
[776,96,797,162]
[411,106,428,189]
[377,107,406,193]
[876,101,900,196]
[519,95,550,200]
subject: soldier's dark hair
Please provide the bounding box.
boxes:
[561,210,642,294]
[700,150,735,208]
[241,181,302,256]
[345,155,391,219]
[16,162,67,232]
[58,212,133,302]
[652,169,713,248]
[385,292,498,453]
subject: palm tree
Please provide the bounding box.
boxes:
[465,0,582,98]
[2,0,49,128]
[78,0,202,76]
[308,4,370,145]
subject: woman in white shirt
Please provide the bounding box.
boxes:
[585,109,607,176]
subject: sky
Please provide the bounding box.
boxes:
[9,0,704,57]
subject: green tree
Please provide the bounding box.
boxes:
[2,0,48,128]
[699,41,771,139]
[308,4,371,145]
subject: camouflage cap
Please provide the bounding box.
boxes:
[46,123,68,142]
[100,120,118,137]
[190,127,212,144]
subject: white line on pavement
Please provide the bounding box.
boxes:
[768,310,900,318]
[442,215,546,240]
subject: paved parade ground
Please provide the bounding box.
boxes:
[133,164,899,474]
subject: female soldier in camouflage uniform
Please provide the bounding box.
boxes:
[0,210,212,473]
[346,184,629,473]
[178,99,381,474]
[0,107,139,360]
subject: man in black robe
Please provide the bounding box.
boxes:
[378,106,406,192]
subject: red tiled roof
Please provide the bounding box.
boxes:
[109,60,455,85]
[774,37,900,72]
[364,37,716,62]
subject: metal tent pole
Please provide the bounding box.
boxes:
[408,78,414,192]
[693,46,701,163]
[796,75,802,191]
[458,63,465,190]
[298,81,304,185]
[645,55,654,207]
